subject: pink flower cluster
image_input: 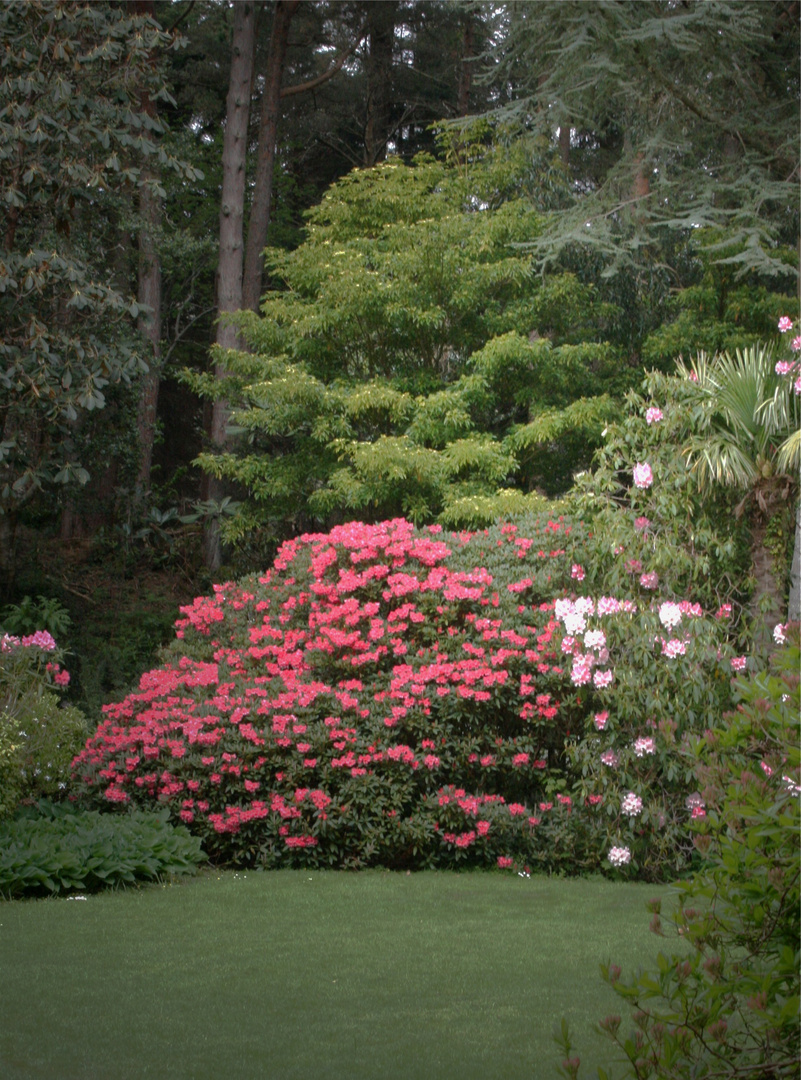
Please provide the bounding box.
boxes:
[71,518,580,866]
[632,462,653,489]
[776,316,801,393]
[607,845,631,867]
[1,630,57,652]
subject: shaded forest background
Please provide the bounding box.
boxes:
[1,0,798,718]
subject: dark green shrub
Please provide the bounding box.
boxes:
[0,802,206,898]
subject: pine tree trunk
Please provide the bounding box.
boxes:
[456,13,474,118]
[204,0,257,572]
[242,0,298,314]
[0,510,17,597]
[135,174,162,496]
[363,1,396,166]
[131,1,162,501]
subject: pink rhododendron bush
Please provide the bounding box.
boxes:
[71,510,742,879]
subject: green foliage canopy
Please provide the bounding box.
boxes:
[0,1,199,524]
[188,150,628,542]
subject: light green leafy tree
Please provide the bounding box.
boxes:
[187,147,627,546]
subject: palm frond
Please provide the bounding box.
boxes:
[684,431,758,490]
[777,428,801,476]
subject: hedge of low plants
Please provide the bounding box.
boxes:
[0,801,205,899]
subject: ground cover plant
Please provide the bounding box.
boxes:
[0,802,204,899]
[0,870,667,1080]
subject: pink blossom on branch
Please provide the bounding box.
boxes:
[778,316,794,333]
[21,631,57,651]
[645,407,663,425]
[661,638,686,659]
[658,602,682,630]
[632,462,653,489]
[621,792,643,816]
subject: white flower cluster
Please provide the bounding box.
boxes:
[608,846,631,867]
[658,602,682,630]
[633,737,655,757]
[621,792,643,817]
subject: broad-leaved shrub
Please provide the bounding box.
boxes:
[0,631,88,816]
[71,515,740,877]
[556,627,800,1079]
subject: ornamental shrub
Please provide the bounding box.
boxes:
[0,631,88,816]
[556,627,800,1079]
[567,367,750,621]
[71,516,741,877]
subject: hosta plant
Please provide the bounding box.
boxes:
[0,801,205,899]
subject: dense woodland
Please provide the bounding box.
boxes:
[1,0,799,715]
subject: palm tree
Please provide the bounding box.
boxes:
[679,345,800,648]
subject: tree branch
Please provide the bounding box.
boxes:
[280,21,367,99]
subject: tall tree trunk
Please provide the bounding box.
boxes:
[203,0,257,572]
[135,174,162,496]
[363,0,396,166]
[242,0,299,314]
[559,122,570,167]
[131,0,162,500]
[0,510,17,597]
[456,12,474,118]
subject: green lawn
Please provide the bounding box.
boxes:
[0,870,675,1080]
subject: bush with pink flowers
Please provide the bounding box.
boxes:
[70,507,742,877]
[1,631,88,817]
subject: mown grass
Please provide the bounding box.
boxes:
[0,870,674,1080]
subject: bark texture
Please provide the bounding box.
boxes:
[204,0,257,571]
[363,1,396,166]
[131,0,162,498]
[242,0,299,314]
[135,175,162,495]
[788,500,800,623]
